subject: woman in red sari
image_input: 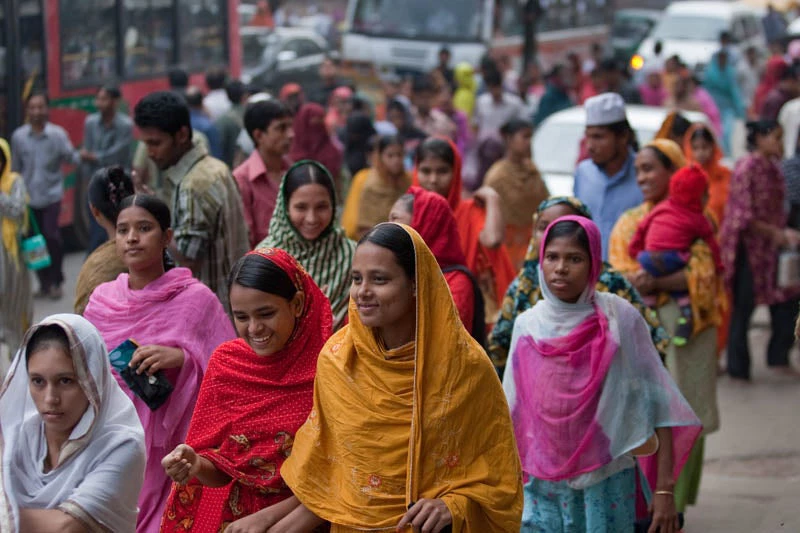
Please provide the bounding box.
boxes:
[389,186,484,343]
[160,249,333,532]
[412,137,515,326]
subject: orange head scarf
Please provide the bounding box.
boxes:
[282,224,523,531]
[682,123,731,224]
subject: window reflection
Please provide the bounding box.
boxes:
[123,0,175,76]
[60,0,118,87]
[178,0,226,68]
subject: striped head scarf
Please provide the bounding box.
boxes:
[258,160,356,329]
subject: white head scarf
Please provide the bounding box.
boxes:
[0,314,145,532]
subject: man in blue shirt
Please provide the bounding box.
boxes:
[185,86,223,160]
[573,93,642,260]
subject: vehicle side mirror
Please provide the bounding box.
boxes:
[277,50,298,62]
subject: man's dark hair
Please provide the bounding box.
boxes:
[167,67,189,90]
[483,68,503,88]
[184,86,204,108]
[720,31,732,43]
[225,80,246,104]
[25,90,49,106]
[205,67,227,91]
[100,84,122,99]
[134,91,191,136]
[244,100,292,142]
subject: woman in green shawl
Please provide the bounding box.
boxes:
[258,161,356,329]
[488,196,669,378]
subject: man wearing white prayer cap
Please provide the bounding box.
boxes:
[573,92,641,259]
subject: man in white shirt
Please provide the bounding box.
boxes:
[203,67,231,120]
[473,68,526,139]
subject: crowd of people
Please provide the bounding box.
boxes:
[0,33,800,532]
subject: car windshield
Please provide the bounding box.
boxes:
[351,0,483,41]
[651,15,728,41]
[612,16,655,41]
[242,32,279,69]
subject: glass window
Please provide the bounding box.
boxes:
[352,0,483,42]
[494,0,524,38]
[60,0,117,87]
[178,0,227,68]
[1,4,6,138]
[296,39,323,58]
[20,0,46,91]
[123,0,175,77]
[651,15,729,42]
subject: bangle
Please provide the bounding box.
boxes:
[655,490,674,496]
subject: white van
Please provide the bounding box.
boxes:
[633,1,765,74]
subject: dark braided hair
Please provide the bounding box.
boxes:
[88,166,135,224]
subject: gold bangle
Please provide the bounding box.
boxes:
[655,490,674,496]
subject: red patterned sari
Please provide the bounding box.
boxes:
[161,249,333,532]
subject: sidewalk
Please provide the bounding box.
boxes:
[686,315,800,533]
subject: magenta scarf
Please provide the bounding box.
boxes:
[513,216,619,480]
[83,267,236,532]
[509,215,702,484]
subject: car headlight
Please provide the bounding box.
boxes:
[630,54,644,71]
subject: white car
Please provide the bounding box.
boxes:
[532,105,710,197]
[633,1,765,75]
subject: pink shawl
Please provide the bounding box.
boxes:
[83,267,235,532]
[506,216,701,484]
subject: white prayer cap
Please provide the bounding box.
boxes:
[585,93,627,126]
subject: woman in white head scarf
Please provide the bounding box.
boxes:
[0,314,145,532]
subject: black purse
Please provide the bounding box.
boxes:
[120,365,174,410]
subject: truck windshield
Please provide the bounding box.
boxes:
[351,0,484,42]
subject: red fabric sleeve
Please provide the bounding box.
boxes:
[444,270,475,334]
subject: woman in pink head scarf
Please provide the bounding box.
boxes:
[503,215,701,533]
[324,86,353,136]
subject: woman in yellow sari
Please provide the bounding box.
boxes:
[609,139,721,516]
[0,138,32,370]
[279,222,523,532]
[341,135,411,240]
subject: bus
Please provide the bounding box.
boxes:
[0,0,242,248]
[341,0,611,73]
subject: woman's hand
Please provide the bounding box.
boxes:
[130,345,185,375]
[630,270,657,296]
[162,444,200,485]
[396,499,452,533]
[648,492,680,533]
[471,185,500,206]
[782,228,800,250]
[224,510,275,533]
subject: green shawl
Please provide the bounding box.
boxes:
[258,161,356,329]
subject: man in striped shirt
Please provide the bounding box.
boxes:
[134,91,249,309]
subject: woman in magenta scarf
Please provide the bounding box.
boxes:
[503,215,701,532]
[84,194,235,533]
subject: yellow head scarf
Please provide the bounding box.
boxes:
[282,223,522,532]
[645,138,687,170]
[0,138,26,265]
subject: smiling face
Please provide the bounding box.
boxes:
[416,155,453,198]
[541,235,592,303]
[635,148,673,203]
[115,205,172,272]
[350,241,416,333]
[28,346,90,439]
[288,183,333,241]
[229,283,304,356]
